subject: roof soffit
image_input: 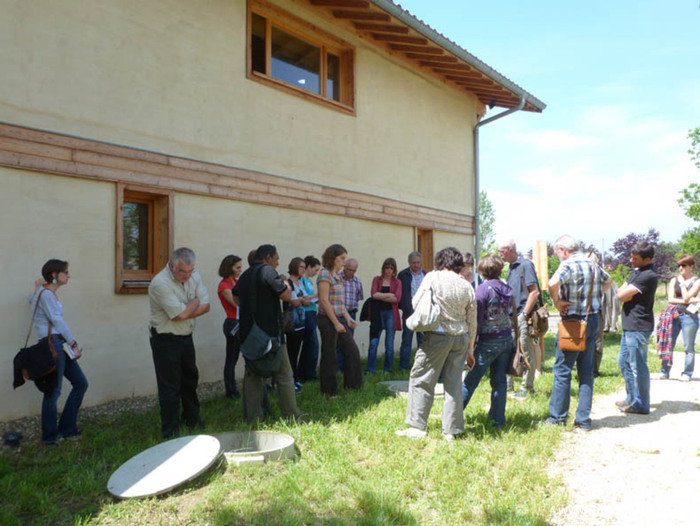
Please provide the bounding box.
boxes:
[282,0,545,112]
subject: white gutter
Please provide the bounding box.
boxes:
[474,96,526,259]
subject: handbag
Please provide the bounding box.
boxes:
[406,274,440,332]
[240,266,283,378]
[508,296,530,377]
[507,339,529,377]
[557,266,595,352]
[557,318,587,351]
[13,289,59,393]
[282,307,295,334]
[520,273,549,338]
[240,322,282,378]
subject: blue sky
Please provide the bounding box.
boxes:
[395,0,699,255]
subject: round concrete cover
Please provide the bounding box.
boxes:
[108,435,222,498]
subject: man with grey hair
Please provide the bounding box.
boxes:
[546,235,611,431]
[398,251,427,370]
[149,247,210,438]
[498,239,541,397]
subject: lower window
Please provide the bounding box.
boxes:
[116,184,172,293]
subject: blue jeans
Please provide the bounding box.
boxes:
[619,330,652,412]
[366,309,395,372]
[399,314,424,370]
[41,336,88,443]
[661,313,698,378]
[462,336,512,427]
[548,314,598,428]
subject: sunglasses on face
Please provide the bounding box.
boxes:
[679,264,688,268]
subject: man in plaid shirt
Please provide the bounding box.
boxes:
[341,258,364,331]
[545,235,612,431]
[337,258,363,372]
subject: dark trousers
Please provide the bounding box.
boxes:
[318,314,362,396]
[298,311,319,380]
[286,329,305,381]
[150,329,200,438]
[223,318,240,396]
[336,309,357,372]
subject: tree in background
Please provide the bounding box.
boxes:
[607,228,676,281]
[677,128,700,257]
[688,127,700,169]
[479,190,496,257]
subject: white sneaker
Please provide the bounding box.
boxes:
[444,433,456,442]
[679,375,691,382]
[395,427,427,438]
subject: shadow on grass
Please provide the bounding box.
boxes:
[206,488,421,526]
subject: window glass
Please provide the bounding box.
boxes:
[271,26,320,95]
[123,201,149,270]
[327,52,340,101]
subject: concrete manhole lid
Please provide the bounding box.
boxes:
[107,435,221,498]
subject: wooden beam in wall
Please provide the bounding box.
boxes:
[0,123,474,235]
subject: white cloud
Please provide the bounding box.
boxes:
[489,152,696,256]
[507,129,599,151]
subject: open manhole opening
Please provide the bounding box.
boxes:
[214,431,296,466]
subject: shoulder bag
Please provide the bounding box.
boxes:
[507,296,530,377]
[557,266,595,352]
[240,266,283,377]
[13,289,59,393]
[406,274,441,332]
[520,272,549,338]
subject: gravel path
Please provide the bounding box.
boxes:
[549,350,700,525]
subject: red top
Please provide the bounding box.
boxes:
[217,277,238,319]
[371,276,402,331]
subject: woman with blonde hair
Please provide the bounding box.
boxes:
[365,257,402,373]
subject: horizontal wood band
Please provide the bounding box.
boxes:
[0,123,474,234]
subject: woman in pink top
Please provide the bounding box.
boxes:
[366,257,402,373]
[217,254,242,399]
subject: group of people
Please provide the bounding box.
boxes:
[24,235,698,443]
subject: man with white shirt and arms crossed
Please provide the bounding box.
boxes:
[149,247,210,438]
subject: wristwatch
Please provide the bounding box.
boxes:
[523,311,531,319]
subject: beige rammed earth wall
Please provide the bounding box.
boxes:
[0,0,477,213]
[0,0,478,420]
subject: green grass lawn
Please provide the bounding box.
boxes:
[1,334,635,525]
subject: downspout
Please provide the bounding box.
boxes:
[473,96,526,260]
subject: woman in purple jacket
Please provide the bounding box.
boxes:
[462,255,513,427]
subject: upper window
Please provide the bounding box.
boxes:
[248,0,355,112]
[116,184,172,294]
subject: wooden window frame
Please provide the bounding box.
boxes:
[247,0,356,115]
[116,183,173,294]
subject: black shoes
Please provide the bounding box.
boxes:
[619,405,649,415]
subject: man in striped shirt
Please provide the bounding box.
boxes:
[545,235,612,431]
